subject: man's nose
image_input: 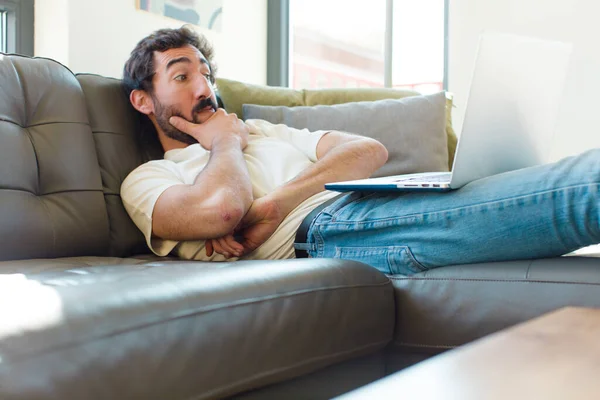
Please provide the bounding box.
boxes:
[194,75,212,99]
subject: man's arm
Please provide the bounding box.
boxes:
[231,131,388,256]
[151,112,254,241]
[270,131,388,217]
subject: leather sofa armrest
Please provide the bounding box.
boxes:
[0,258,394,399]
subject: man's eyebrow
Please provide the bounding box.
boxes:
[165,56,210,71]
[166,56,192,71]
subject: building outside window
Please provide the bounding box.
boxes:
[287,0,446,93]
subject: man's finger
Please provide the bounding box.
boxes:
[223,235,244,253]
[214,241,233,259]
[169,116,195,134]
[206,240,214,257]
[212,240,227,258]
[217,236,239,257]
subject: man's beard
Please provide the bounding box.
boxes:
[152,96,218,145]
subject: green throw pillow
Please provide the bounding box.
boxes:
[216,77,457,169]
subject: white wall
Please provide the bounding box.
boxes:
[34,0,267,84]
[34,0,70,66]
[448,0,600,160]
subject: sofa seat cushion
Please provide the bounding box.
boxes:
[0,258,393,399]
[390,256,600,353]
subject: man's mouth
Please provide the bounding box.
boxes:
[193,98,218,114]
[193,106,215,120]
[190,98,218,124]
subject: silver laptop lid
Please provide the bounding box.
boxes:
[450,32,572,188]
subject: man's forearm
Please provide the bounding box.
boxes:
[270,138,387,216]
[192,135,253,222]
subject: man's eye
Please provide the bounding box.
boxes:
[203,73,212,81]
[174,74,187,82]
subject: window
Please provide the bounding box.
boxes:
[290,0,387,89]
[391,0,446,93]
[0,10,6,53]
[269,0,448,93]
[0,0,34,55]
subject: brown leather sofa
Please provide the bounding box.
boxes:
[1,54,600,400]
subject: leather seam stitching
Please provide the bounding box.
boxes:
[388,276,600,286]
[0,188,102,196]
[393,342,455,350]
[0,118,90,128]
[92,130,128,136]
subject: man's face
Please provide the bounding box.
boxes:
[149,45,218,145]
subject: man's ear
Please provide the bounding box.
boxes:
[130,89,154,115]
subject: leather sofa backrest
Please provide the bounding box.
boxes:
[0,55,111,260]
[0,54,151,260]
[76,74,149,257]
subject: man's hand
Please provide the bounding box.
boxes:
[205,196,284,258]
[169,109,249,150]
[237,195,285,255]
[205,232,244,259]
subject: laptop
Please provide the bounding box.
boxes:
[325,32,573,192]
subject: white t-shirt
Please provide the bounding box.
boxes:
[121,119,340,262]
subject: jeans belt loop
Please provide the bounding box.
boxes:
[294,194,344,258]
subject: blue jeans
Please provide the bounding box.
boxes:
[305,149,600,275]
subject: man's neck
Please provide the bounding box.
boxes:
[159,135,192,153]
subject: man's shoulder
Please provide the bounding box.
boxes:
[128,158,176,177]
[121,159,180,193]
[245,118,288,133]
[245,119,310,142]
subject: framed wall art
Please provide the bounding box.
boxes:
[136,0,223,32]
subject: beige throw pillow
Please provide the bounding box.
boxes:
[242,92,449,178]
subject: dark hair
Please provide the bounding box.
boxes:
[122,26,218,96]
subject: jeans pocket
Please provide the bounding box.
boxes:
[334,246,428,275]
